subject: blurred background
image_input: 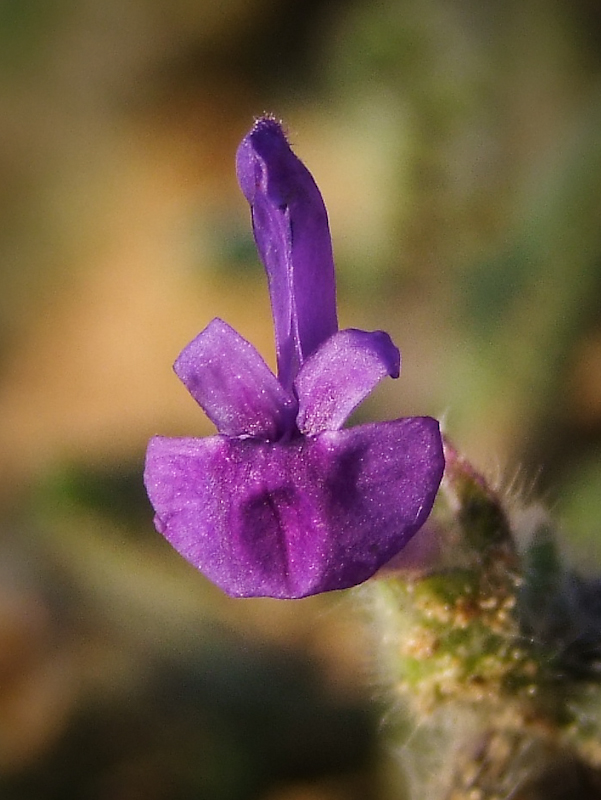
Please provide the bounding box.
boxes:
[1,0,601,797]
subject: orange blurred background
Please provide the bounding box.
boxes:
[1,1,601,797]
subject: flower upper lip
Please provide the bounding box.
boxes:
[175,117,402,442]
[236,116,338,391]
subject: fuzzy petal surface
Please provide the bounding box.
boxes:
[174,318,296,439]
[295,328,401,435]
[144,417,444,599]
[236,117,338,388]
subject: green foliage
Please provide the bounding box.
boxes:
[363,443,601,799]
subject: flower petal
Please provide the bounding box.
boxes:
[174,318,296,439]
[236,117,338,389]
[144,417,444,599]
[295,328,401,435]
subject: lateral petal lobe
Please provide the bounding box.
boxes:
[174,318,296,439]
[295,328,401,435]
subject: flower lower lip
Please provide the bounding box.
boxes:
[146,417,444,598]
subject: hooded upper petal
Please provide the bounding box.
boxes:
[144,417,445,599]
[236,117,338,389]
[174,318,296,439]
[295,328,401,435]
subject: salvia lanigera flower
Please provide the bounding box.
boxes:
[144,117,445,599]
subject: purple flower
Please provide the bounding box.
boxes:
[144,117,444,599]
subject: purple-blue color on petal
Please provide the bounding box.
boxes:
[295,328,401,435]
[145,416,444,598]
[144,115,445,600]
[236,117,338,388]
[174,318,297,439]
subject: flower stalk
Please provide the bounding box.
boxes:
[364,440,601,799]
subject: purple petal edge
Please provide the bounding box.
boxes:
[295,328,401,435]
[144,417,445,599]
[174,318,296,439]
[236,117,338,388]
